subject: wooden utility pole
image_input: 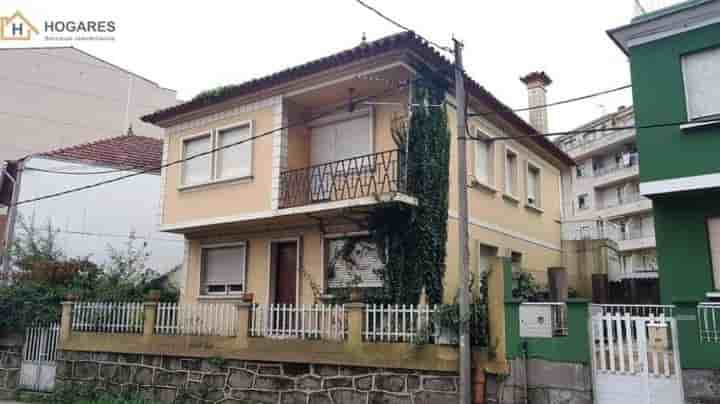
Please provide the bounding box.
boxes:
[454,38,471,404]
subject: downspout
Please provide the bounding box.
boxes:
[2,158,25,276]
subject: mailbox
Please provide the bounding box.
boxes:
[519,304,553,338]
[647,322,671,350]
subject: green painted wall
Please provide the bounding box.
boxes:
[630,22,720,183]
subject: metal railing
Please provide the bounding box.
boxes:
[363,304,438,343]
[249,304,346,341]
[698,302,720,343]
[71,302,143,333]
[592,304,674,317]
[620,227,655,241]
[594,158,639,178]
[278,149,406,209]
[562,220,622,242]
[598,193,644,210]
[155,302,238,337]
[23,323,60,362]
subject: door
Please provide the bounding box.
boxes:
[19,324,59,392]
[274,242,297,305]
[590,306,684,404]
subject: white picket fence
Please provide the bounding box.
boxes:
[698,302,720,343]
[363,304,438,343]
[592,304,674,318]
[155,302,238,337]
[71,302,143,333]
[250,304,346,341]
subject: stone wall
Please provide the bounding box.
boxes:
[500,358,592,404]
[57,350,460,404]
[683,369,720,404]
[0,343,21,400]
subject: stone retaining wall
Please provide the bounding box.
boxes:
[501,358,592,404]
[0,344,21,400]
[57,350,460,404]
[683,369,720,404]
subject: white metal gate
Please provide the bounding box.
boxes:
[590,305,684,404]
[19,324,59,392]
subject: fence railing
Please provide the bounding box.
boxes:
[23,323,60,362]
[698,302,720,343]
[592,304,674,318]
[278,149,406,209]
[249,304,346,341]
[562,220,621,242]
[155,302,238,337]
[71,302,143,333]
[363,304,438,343]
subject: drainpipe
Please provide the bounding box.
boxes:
[2,158,24,277]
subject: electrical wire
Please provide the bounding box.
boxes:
[24,166,150,175]
[353,0,454,53]
[11,81,412,207]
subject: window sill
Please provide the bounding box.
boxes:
[524,203,544,214]
[469,178,498,193]
[502,193,520,204]
[179,175,253,192]
[198,294,247,301]
[680,119,720,131]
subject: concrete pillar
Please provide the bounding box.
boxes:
[60,301,73,343]
[236,302,252,348]
[346,303,364,347]
[142,302,157,342]
[591,274,609,304]
[547,267,568,302]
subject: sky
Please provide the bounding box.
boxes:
[10,0,636,132]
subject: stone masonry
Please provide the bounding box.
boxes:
[57,350,460,404]
[683,369,720,404]
[0,344,22,400]
[500,358,592,404]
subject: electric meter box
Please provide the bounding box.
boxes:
[648,322,671,350]
[519,304,553,338]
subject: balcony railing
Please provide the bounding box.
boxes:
[594,157,639,178]
[620,227,655,241]
[598,193,644,210]
[698,302,720,343]
[559,127,634,154]
[279,149,406,209]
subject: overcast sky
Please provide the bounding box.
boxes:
[15,0,635,132]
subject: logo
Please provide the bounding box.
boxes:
[0,10,39,40]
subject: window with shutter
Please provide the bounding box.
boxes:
[182,135,211,185]
[200,244,246,295]
[474,129,494,185]
[325,236,383,289]
[683,47,720,120]
[505,147,518,197]
[526,163,541,207]
[310,111,372,166]
[708,217,720,290]
[217,124,252,179]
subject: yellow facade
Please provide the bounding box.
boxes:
[157,56,569,305]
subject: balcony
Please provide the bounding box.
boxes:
[559,128,635,160]
[278,149,408,209]
[617,227,656,251]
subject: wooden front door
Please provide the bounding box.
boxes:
[274,242,297,305]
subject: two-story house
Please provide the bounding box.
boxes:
[609,0,720,390]
[141,32,573,308]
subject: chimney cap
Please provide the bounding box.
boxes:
[520,71,553,87]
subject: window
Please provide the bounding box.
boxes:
[180,121,253,187]
[576,161,588,178]
[504,147,518,197]
[325,235,384,289]
[708,217,720,290]
[310,110,372,166]
[200,243,246,296]
[526,162,541,208]
[578,194,589,210]
[510,251,523,274]
[182,135,211,185]
[682,47,720,120]
[478,244,498,279]
[217,124,252,179]
[474,130,494,185]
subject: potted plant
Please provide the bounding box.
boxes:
[241,292,254,303]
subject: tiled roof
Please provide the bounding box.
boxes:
[40,134,163,172]
[141,31,573,166]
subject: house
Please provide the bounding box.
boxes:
[0,47,178,164]
[141,31,573,308]
[609,0,720,396]
[0,11,39,41]
[1,132,184,281]
[556,106,660,304]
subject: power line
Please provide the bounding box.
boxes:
[24,166,146,176]
[467,84,632,117]
[353,0,453,53]
[12,81,412,207]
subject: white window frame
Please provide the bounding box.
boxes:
[178,120,254,189]
[708,217,720,291]
[504,145,519,201]
[525,160,543,211]
[682,47,720,121]
[199,241,247,297]
[214,120,254,181]
[473,128,495,188]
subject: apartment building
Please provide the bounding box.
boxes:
[556,106,659,303]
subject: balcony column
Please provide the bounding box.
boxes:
[346,303,365,347]
[142,302,158,342]
[235,302,252,348]
[270,97,287,210]
[60,301,74,343]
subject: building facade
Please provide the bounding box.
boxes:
[142,32,574,307]
[609,0,720,382]
[557,107,659,303]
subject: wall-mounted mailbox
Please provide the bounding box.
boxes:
[519,304,553,338]
[648,322,671,350]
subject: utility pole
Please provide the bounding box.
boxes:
[1,159,23,277]
[454,38,471,404]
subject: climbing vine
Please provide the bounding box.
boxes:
[366,82,451,305]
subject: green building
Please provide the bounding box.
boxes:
[609,0,720,373]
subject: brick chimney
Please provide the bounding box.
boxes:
[520,71,553,134]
